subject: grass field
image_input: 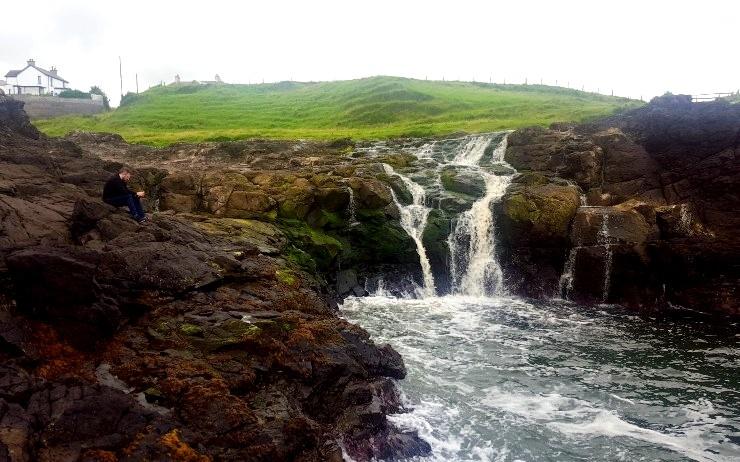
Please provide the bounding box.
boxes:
[36,76,643,145]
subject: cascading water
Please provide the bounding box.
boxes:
[558,245,579,299]
[339,134,738,462]
[346,186,358,225]
[447,134,513,296]
[599,212,613,302]
[383,163,437,298]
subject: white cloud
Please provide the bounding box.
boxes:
[1,0,738,106]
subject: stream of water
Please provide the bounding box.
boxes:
[341,134,739,461]
[342,296,739,462]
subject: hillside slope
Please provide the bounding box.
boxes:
[36,76,642,145]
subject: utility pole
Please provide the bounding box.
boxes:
[118,56,123,99]
[136,73,139,93]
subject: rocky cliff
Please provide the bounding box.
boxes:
[0,96,429,461]
[498,94,739,314]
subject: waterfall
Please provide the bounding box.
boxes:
[558,246,579,299]
[448,135,514,297]
[559,195,585,299]
[679,203,692,235]
[383,164,437,298]
[346,186,358,225]
[453,135,496,166]
[599,212,613,302]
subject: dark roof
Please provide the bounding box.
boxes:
[4,64,69,83]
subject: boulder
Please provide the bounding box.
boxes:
[159,192,198,213]
[336,269,359,296]
[0,95,39,139]
[421,209,453,292]
[278,184,315,219]
[439,165,486,198]
[500,175,581,247]
[159,172,198,194]
[225,191,277,218]
[316,187,351,212]
[505,126,603,189]
[347,178,393,209]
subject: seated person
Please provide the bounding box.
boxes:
[102,167,148,223]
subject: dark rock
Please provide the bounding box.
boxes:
[0,96,427,461]
[501,97,740,313]
[440,165,486,197]
[336,269,359,295]
[0,96,39,139]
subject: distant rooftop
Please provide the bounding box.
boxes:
[4,59,69,83]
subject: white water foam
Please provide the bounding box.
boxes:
[383,163,437,297]
[346,186,358,225]
[599,211,613,302]
[340,295,740,462]
[448,134,513,297]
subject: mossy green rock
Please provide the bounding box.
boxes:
[344,221,417,266]
[377,173,413,205]
[278,185,315,219]
[347,177,393,209]
[440,165,486,198]
[179,323,204,336]
[499,181,581,247]
[422,209,452,266]
[438,192,477,214]
[199,319,263,352]
[279,219,343,269]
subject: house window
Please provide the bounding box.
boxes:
[38,76,42,85]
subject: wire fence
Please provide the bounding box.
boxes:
[691,92,737,102]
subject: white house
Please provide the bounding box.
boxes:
[3,59,69,96]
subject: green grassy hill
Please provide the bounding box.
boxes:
[36,76,642,145]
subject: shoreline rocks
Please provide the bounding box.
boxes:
[0,97,430,461]
[498,94,740,315]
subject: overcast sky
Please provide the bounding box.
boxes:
[2,0,738,106]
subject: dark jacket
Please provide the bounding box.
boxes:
[102,174,131,202]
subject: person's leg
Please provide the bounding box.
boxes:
[131,194,146,219]
[104,195,130,208]
[126,194,145,221]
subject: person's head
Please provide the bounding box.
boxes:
[119,167,132,182]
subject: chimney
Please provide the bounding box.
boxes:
[50,66,58,76]
[27,59,35,67]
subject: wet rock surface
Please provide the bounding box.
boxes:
[0,98,429,461]
[500,95,740,314]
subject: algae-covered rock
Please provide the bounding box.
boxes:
[422,209,453,291]
[377,173,413,205]
[499,176,581,247]
[160,192,198,213]
[279,219,343,270]
[440,165,486,198]
[316,187,351,212]
[348,178,393,209]
[278,184,315,219]
[438,192,477,214]
[505,126,603,189]
[344,220,418,267]
[160,172,198,194]
[225,191,277,218]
